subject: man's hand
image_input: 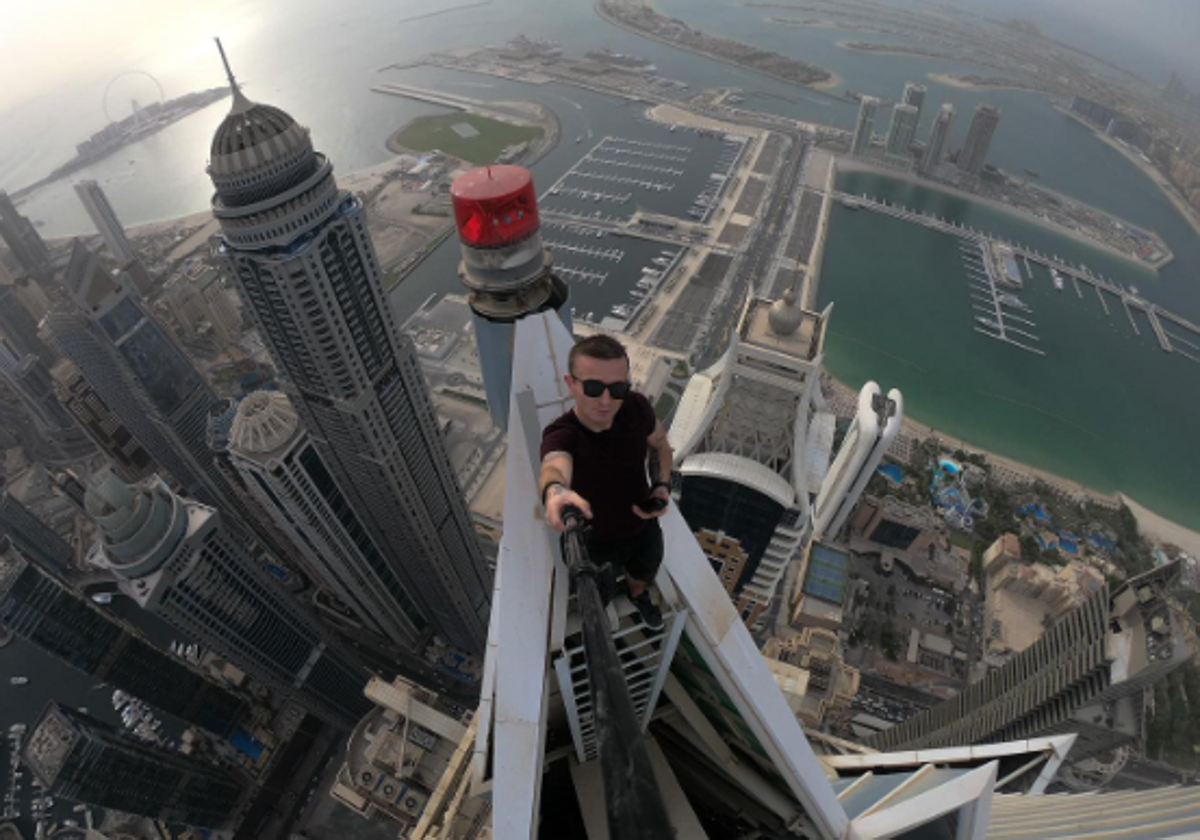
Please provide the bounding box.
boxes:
[545,485,593,532]
[632,484,670,520]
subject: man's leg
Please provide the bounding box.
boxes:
[625,521,664,629]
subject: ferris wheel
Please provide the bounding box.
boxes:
[102,70,166,124]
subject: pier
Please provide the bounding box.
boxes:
[834,191,1200,359]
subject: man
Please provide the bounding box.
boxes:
[539,334,672,630]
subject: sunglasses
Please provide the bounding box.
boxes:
[573,377,632,399]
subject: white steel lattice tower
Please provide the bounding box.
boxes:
[207,48,490,653]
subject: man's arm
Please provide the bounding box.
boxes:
[634,419,674,521]
[647,419,673,488]
[540,451,592,531]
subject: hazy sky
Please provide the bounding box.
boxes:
[1,0,1199,117]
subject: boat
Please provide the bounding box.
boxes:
[1051,269,1064,291]
[9,724,26,734]
[975,316,1000,329]
[1023,168,1041,178]
[90,593,113,605]
[611,304,633,318]
[576,136,582,144]
[997,293,1029,311]
[9,677,28,686]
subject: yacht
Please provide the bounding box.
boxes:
[975,316,1000,330]
[997,293,1029,311]
[611,304,633,318]
[90,593,113,605]
[1051,269,1064,291]
[9,676,28,686]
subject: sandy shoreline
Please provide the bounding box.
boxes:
[834,157,1153,270]
[826,376,1200,551]
[1055,104,1200,245]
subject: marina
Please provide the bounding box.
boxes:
[958,241,1044,356]
[833,190,1200,363]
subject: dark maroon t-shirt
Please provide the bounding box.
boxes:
[540,392,656,542]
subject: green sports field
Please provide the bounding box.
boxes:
[392,113,543,165]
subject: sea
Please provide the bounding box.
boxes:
[2,0,1200,825]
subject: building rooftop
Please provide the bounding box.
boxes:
[802,542,851,606]
[740,296,825,361]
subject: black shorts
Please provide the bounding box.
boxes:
[585,519,663,584]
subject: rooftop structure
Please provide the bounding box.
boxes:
[50,359,156,483]
[849,494,941,556]
[763,627,860,730]
[330,676,468,830]
[790,541,851,632]
[209,46,491,654]
[23,703,244,830]
[669,289,838,629]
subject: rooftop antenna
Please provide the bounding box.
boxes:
[214,37,251,111]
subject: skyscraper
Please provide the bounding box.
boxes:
[207,52,490,653]
[83,469,373,727]
[850,96,878,156]
[227,391,429,651]
[0,190,53,286]
[50,359,156,482]
[23,703,244,830]
[902,81,927,121]
[920,102,955,176]
[668,290,838,630]
[0,340,95,462]
[48,241,266,541]
[885,103,920,157]
[0,538,247,736]
[0,486,73,571]
[959,103,1001,176]
[74,179,137,267]
[0,282,56,366]
[866,561,1197,758]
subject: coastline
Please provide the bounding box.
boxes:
[595,0,843,93]
[825,375,1200,552]
[834,157,1154,270]
[1054,104,1200,244]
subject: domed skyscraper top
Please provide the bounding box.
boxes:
[767,286,804,336]
[230,391,300,456]
[207,39,330,221]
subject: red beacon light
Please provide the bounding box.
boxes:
[450,165,541,249]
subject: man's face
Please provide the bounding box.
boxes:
[566,354,630,431]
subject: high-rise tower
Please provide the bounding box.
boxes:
[0,282,56,366]
[23,703,244,830]
[0,486,73,571]
[959,103,1001,176]
[0,340,95,462]
[0,190,54,286]
[74,179,137,267]
[208,46,490,653]
[867,561,1197,759]
[0,538,247,736]
[83,469,373,727]
[850,96,879,156]
[227,391,429,651]
[885,103,920,157]
[901,81,927,121]
[50,359,156,482]
[920,102,955,176]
